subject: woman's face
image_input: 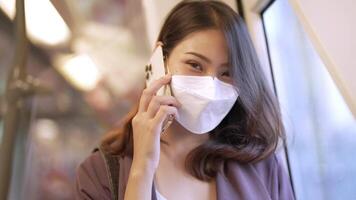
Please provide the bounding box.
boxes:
[165,29,233,84]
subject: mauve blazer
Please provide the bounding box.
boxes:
[75,149,295,200]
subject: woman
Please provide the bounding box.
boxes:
[75,1,295,200]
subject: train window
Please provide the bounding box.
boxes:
[262,0,356,199]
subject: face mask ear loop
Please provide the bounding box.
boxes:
[164,59,175,98]
[166,64,174,97]
[160,43,169,75]
[160,43,174,97]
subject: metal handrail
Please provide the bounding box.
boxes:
[0,0,44,199]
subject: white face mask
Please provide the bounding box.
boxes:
[170,75,239,134]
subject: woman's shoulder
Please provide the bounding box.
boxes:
[225,152,295,200]
[251,152,295,200]
[251,152,282,177]
[224,152,281,180]
[75,149,112,199]
[226,152,283,174]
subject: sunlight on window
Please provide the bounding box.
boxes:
[263,0,356,200]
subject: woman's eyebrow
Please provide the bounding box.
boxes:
[185,52,211,63]
[185,51,229,67]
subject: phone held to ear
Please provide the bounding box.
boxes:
[145,44,174,134]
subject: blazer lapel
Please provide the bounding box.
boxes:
[118,155,131,200]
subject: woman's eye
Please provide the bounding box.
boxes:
[222,71,230,77]
[187,62,203,71]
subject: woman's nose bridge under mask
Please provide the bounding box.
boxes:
[169,74,239,134]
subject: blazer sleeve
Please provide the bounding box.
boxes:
[75,151,112,200]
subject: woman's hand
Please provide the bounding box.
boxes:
[124,73,181,200]
[131,73,181,173]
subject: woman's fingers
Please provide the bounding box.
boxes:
[146,95,181,118]
[138,74,172,113]
[152,105,179,129]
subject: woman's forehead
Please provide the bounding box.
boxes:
[173,29,229,64]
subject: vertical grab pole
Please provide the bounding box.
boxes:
[0,0,28,198]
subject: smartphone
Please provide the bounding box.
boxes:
[145,45,173,133]
[145,45,171,96]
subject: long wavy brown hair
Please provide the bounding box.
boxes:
[101,0,286,181]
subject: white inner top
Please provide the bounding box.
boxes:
[154,173,168,200]
[155,188,168,200]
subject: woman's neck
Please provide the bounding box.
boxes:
[160,120,209,161]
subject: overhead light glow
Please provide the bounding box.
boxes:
[57,54,101,91]
[34,119,59,142]
[0,0,70,46]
